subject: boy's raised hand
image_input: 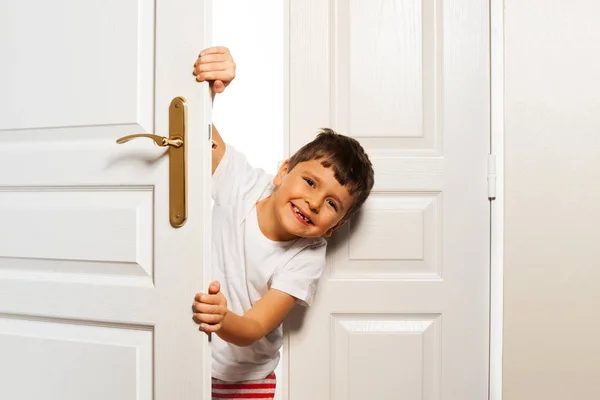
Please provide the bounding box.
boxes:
[192,281,228,333]
[193,46,236,94]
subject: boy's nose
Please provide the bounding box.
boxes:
[305,198,319,213]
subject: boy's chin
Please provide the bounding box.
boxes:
[289,228,329,239]
[282,223,323,239]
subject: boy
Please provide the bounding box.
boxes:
[191,46,374,399]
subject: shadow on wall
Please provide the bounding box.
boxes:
[284,207,365,332]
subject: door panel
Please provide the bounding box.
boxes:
[0,0,212,399]
[0,318,152,399]
[286,0,490,398]
[1,0,155,130]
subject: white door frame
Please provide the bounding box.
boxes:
[490,0,505,399]
[280,1,506,399]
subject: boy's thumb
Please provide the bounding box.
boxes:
[214,80,224,93]
[209,281,220,294]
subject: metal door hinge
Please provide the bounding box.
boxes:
[488,154,496,201]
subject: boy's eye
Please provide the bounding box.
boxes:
[327,199,338,211]
[304,178,315,187]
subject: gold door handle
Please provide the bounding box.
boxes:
[116,97,188,228]
[116,133,183,148]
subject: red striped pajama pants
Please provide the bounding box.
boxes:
[211,372,276,399]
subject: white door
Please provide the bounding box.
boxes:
[285,1,490,399]
[0,1,213,399]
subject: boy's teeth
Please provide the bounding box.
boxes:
[293,205,310,223]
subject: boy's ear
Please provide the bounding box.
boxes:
[325,219,347,238]
[273,159,290,187]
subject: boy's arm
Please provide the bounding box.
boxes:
[193,46,234,174]
[193,285,297,347]
[217,289,296,347]
[210,123,225,175]
[194,248,326,344]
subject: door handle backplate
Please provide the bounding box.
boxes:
[116,96,188,228]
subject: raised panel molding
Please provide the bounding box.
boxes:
[0,0,155,131]
[331,313,441,400]
[332,0,443,155]
[0,186,154,286]
[0,316,152,399]
[331,192,442,280]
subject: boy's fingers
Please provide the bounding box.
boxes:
[194,56,226,70]
[200,323,221,333]
[194,293,222,305]
[194,62,228,74]
[197,53,229,63]
[200,46,229,57]
[196,71,233,82]
[193,313,222,325]
[194,292,206,302]
[192,301,220,314]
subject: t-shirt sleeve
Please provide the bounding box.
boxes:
[270,241,327,307]
[212,143,263,206]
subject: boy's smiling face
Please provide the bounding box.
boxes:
[269,159,355,241]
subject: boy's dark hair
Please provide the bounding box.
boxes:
[287,128,374,219]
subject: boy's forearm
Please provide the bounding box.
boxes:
[216,310,264,347]
[210,123,225,174]
[209,86,225,174]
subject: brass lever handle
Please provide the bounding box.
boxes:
[116,133,183,148]
[115,97,188,228]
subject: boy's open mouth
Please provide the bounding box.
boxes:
[291,203,313,225]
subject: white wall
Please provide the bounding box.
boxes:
[212,1,284,175]
[211,2,285,399]
[503,1,600,398]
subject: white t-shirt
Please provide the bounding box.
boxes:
[210,144,327,382]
